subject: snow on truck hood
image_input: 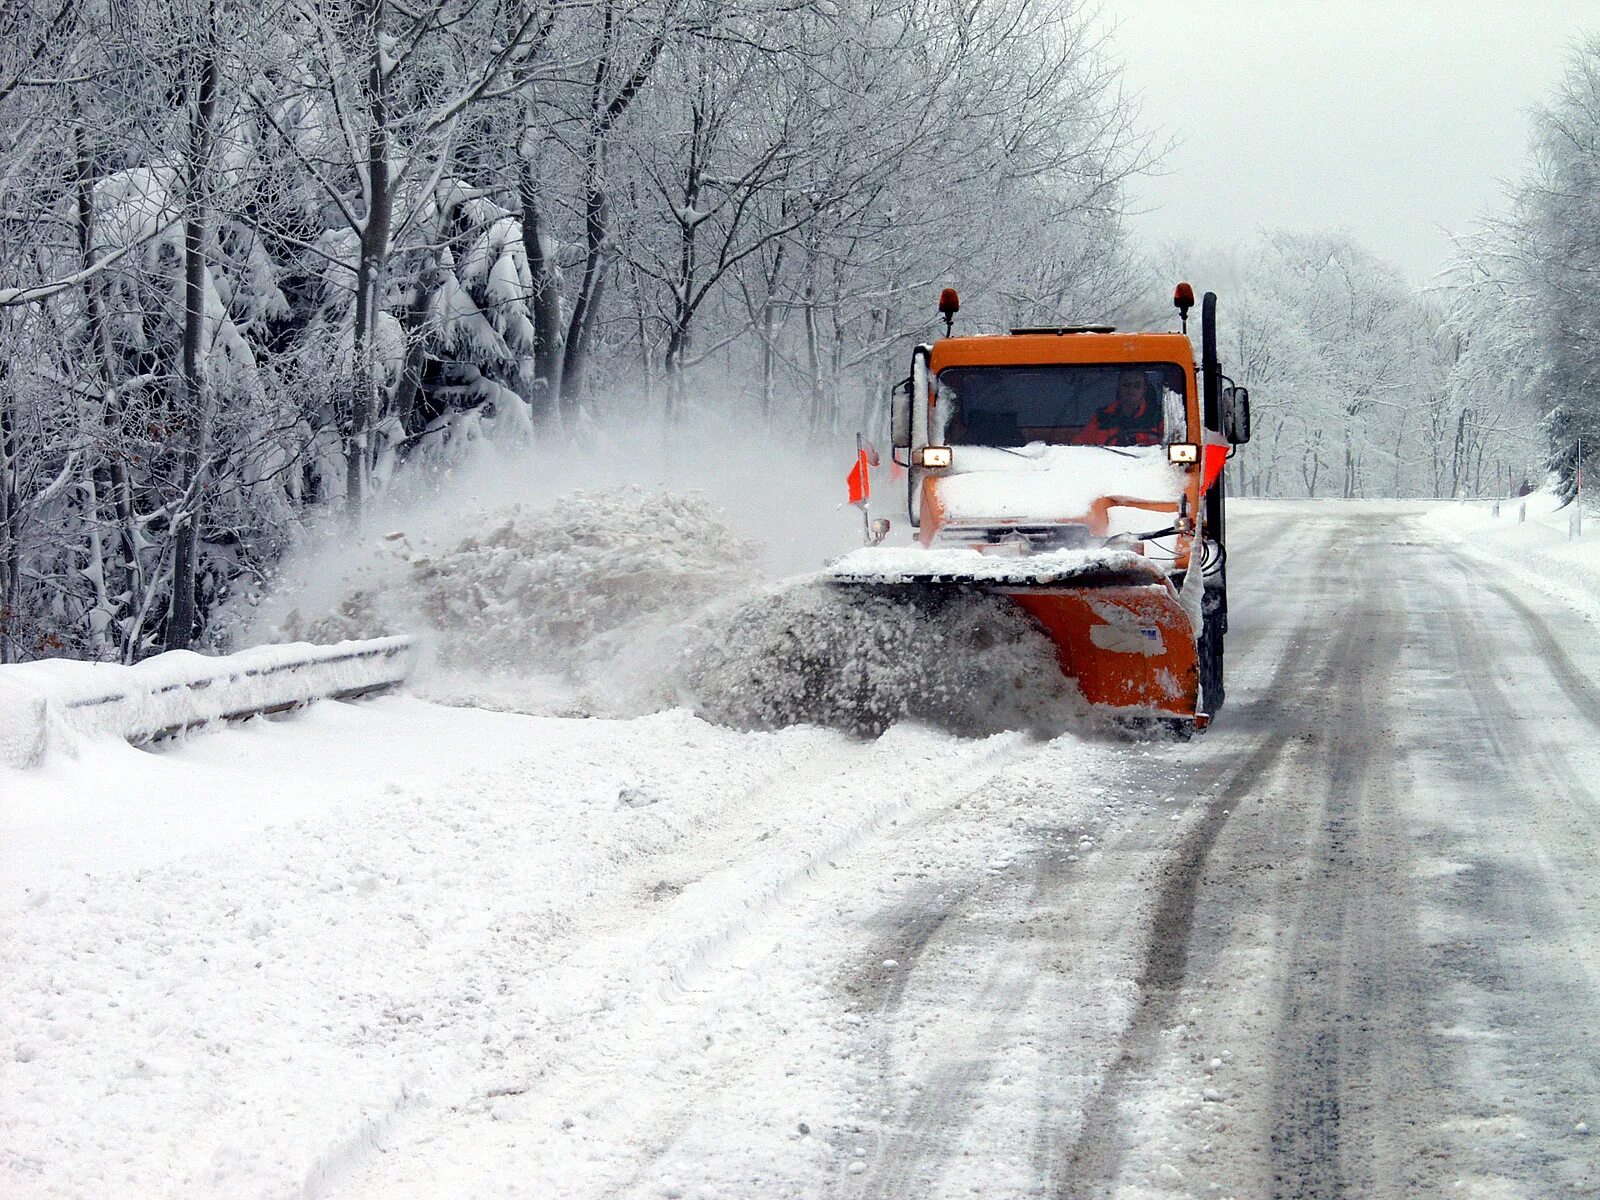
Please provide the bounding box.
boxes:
[932,444,1186,523]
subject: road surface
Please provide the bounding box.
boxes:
[316,503,1600,1198]
[6,503,1599,1198]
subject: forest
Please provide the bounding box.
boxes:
[0,0,1593,662]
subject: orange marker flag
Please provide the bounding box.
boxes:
[847,448,871,508]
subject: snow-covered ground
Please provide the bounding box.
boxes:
[0,684,1125,1198]
[5,497,1599,1198]
[1421,489,1600,621]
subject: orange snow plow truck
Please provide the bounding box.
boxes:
[830,285,1250,732]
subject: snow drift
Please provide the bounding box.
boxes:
[272,488,758,715]
[257,485,1079,736]
[683,582,1083,737]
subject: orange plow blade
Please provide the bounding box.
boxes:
[1008,585,1201,724]
[826,547,1205,728]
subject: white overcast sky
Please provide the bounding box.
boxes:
[1103,0,1599,285]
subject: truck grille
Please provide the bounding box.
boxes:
[934,524,1096,551]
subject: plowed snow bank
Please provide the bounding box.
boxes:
[684,583,1082,736]
[272,489,756,714]
[260,487,1077,735]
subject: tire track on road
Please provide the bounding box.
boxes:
[1457,566,1600,889]
[1419,560,1600,1196]
[1052,529,1352,1198]
[1486,573,1600,728]
[851,828,1106,1200]
[1261,592,1434,1200]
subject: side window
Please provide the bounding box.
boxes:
[1162,386,1188,442]
[934,373,958,443]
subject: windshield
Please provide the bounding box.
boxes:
[937,362,1186,448]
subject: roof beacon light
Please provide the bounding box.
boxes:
[1174,282,1195,333]
[938,287,960,337]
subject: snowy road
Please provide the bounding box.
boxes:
[6,503,1600,1198]
[1042,505,1600,1199]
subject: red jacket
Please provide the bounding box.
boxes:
[1078,395,1160,446]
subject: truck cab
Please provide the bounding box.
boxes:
[910,330,1215,567]
[866,287,1249,729]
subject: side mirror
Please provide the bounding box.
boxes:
[890,379,911,449]
[1222,386,1251,444]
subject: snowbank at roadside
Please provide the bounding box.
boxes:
[259,488,758,717]
[1420,489,1600,624]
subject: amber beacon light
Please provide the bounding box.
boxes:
[1174,282,1195,332]
[938,287,960,336]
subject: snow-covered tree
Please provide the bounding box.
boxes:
[1505,34,1600,494]
[0,0,1153,660]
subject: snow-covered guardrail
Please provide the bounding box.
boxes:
[0,637,417,769]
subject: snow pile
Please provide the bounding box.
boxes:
[277,488,760,715]
[682,581,1084,737]
[255,483,1090,738]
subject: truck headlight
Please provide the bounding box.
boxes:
[918,446,953,468]
[1167,443,1199,464]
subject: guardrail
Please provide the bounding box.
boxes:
[0,637,417,769]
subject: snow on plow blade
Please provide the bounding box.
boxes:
[826,547,1204,728]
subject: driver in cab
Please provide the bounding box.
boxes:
[1078,371,1161,446]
